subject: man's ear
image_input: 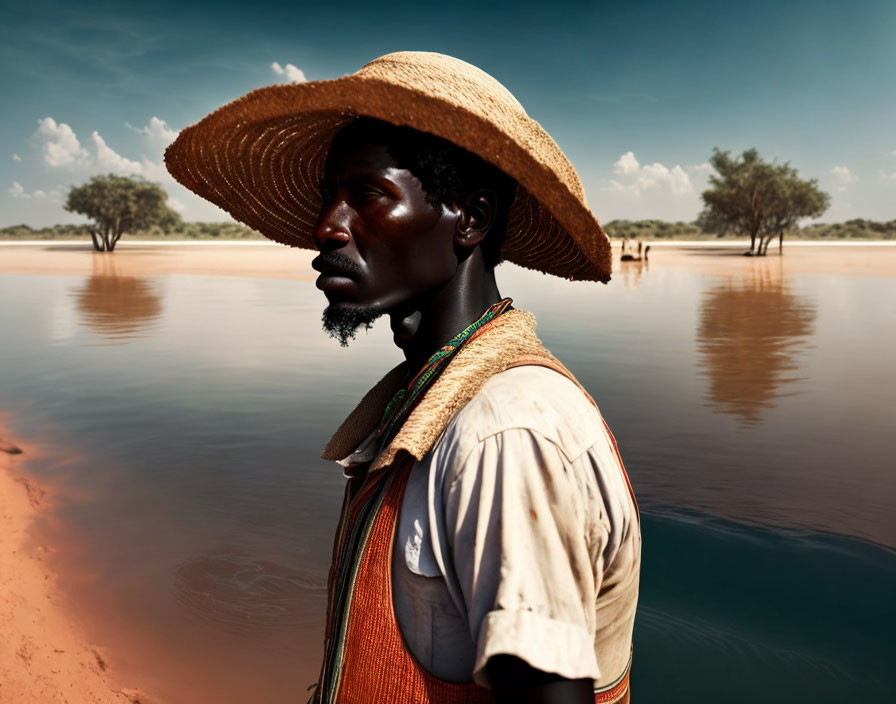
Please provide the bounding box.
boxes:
[455,188,497,249]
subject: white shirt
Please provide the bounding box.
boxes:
[389,365,641,687]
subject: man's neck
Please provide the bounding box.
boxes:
[389,254,502,372]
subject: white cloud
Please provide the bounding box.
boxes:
[31,116,179,182]
[12,153,21,161]
[271,61,307,83]
[140,158,170,182]
[91,131,143,174]
[15,115,238,223]
[829,165,857,186]
[647,164,692,194]
[9,180,62,201]
[166,196,185,213]
[592,151,709,221]
[613,151,640,175]
[33,117,89,167]
[30,116,171,181]
[879,169,896,181]
[605,152,693,198]
[126,116,179,145]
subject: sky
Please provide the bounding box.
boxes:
[2,0,894,227]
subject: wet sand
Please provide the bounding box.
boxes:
[0,420,159,704]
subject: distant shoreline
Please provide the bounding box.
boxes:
[2,240,893,280]
[3,217,894,245]
[2,239,895,247]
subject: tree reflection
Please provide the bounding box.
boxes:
[696,268,816,424]
[71,254,163,344]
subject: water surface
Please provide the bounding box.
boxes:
[1,244,893,703]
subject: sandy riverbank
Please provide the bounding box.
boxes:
[644,242,896,278]
[0,421,159,704]
[0,241,893,281]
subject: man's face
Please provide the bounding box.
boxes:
[311,138,460,345]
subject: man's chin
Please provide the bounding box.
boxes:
[322,302,383,347]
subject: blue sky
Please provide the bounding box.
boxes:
[2,0,894,227]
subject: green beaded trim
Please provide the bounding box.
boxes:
[376,298,513,450]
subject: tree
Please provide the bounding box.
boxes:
[698,148,830,255]
[64,174,181,251]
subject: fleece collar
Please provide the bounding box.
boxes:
[321,309,562,473]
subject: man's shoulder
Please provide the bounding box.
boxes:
[434,364,606,466]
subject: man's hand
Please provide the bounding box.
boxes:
[486,655,594,704]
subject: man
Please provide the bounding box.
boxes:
[166,51,640,704]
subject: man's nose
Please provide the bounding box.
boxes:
[312,198,352,251]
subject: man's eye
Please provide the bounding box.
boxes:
[357,186,382,200]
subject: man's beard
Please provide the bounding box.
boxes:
[322,303,382,347]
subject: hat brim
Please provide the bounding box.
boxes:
[165,75,611,282]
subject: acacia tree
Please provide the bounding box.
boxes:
[65,174,181,251]
[698,148,829,255]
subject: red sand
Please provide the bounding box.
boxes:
[0,420,162,704]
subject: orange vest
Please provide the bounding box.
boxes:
[314,312,638,704]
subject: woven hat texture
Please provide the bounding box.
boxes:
[164,51,612,282]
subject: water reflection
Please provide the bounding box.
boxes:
[5,247,893,704]
[618,258,649,290]
[696,268,816,424]
[70,254,163,344]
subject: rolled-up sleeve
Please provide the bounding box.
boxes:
[441,427,606,686]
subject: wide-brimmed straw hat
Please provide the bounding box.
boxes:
[164,51,611,282]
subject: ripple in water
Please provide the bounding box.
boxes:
[172,549,326,636]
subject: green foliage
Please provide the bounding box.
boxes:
[3,219,894,242]
[167,221,264,239]
[699,148,830,254]
[604,220,706,239]
[64,174,182,251]
[0,220,265,240]
[0,223,94,239]
[799,219,896,240]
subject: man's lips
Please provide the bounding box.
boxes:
[315,273,356,293]
[311,255,361,293]
[311,254,362,279]
[316,267,354,278]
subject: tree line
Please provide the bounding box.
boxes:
[602,219,896,240]
[4,219,893,242]
[2,152,890,251]
[0,221,265,240]
[5,217,894,242]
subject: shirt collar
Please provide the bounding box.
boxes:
[322,309,555,475]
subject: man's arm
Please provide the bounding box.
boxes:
[486,655,594,704]
[437,424,607,696]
